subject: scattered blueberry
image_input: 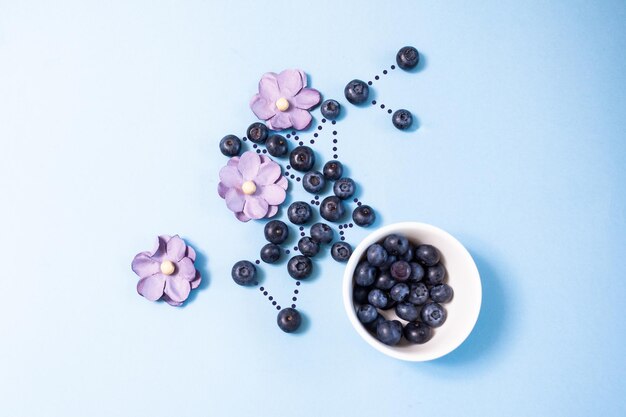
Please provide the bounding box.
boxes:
[409,262,425,282]
[353,285,371,304]
[389,282,410,302]
[430,284,454,303]
[231,260,256,286]
[331,241,352,262]
[289,145,315,172]
[354,262,377,286]
[266,134,288,157]
[367,288,389,309]
[344,79,369,104]
[403,321,432,344]
[323,160,343,181]
[374,271,396,290]
[310,222,333,244]
[366,243,388,267]
[320,196,345,222]
[421,302,447,327]
[408,282,429,305]
[415,244,440,266]
[264,220,289,244]
[298,236,320,257]
[396,46,420,70]
[302,171,326,194]
[277,307,301,333]
[392,109,413,130]
[390,260,411,282]
[246,122,269,144]
[288,201,313,225]
[333,177,355,200]
[376,320,402,346]
[219,135,241,156]
[425,263,446,286]
[260,243,282,264]
[321,99,341,119]
[287,255,313,279]
[352,205,376,227]
[383,234,409,256]
[357,304,378,324]
[395,302,420,322]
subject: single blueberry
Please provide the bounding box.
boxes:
[383,234,409,256]
[390,260,412,282]
[266,134,288,157]
[395,302,420,322]
[246,122,269,144]
[408,283,429,306]
[333,177,355,200]
[392,109,413,130]
[321,99,341,119]
[425,263,446,286]
[356,304,378,324]
[396,46,420,70]
[344,79,369,105]
[415,244,441,266]
[323,160,343,181]
[302,171,326,194]
[331,241,352,262]
[320,196,345,222]
[409,262,425,282]
[289,145,315,172]
[231,260,256,286]
[287,201,312,225]
[389,282,410,302]
[368,288,389,309]
[352,205,376,227]
[264,220,289,244]
[310,222,334,244]
[219,135,241,157]
[367,243,388,267]
[287,255,313,279]
[374,271,396,290]
[354,262,377,286]
[277,307,302,333]
[353,285,371,304]
[376,320,402,346]
[260,243,282,264]
[298,236,320,257]
[403,321,432,344]
[430,284,454,303]
[421,302,447,328]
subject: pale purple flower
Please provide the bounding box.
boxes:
[218,151,288,222]
[250,69,321,131]
[132,235,201,306]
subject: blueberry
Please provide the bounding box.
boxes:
[383,234,409,256]
[321,99,341,119]
[219,135,241,156]
[331,241,352,262]
[365,314,386,333]
[320,196,345,222]
[357,304,378,324]
[277,307,301,333]
[266,134,288,157]
[379,254,397,271]
[344,79,369,104]
[395,302,420,322]
[401,245,414,262]
[409,262,425,282]
[425,263,446,286]
[298,236,320,257]
[289,146,315,172]
[287,255,313,279]
[421,302,447,327]
[367,288,389,309]
[374,271,396,290]
[352,205,376,227]
[333,177,355,200]
[392,109,413,130]
[376,320,402,346]
[366,244,388,267]
[231,260,256,286]
[264,220,289,244]
[246,122,269,144]
[389,283,410,302]
[323,160,343,181]
[403,321,432,344]
[354,262,377,286]
[379,299,397,311]
[260,243,282,264]
[415,244,440,266]
[430,284,454,303]
[408,283,429,305]
[353,285,371,304]
[396,46,420,70]
[302,171,326,194]
[390,260,411,282]
[310,222,333,244]
[288,201,312,225]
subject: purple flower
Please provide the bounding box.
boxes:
[218,151,288,222]
[250,69,321,131]
[131,235,201,306]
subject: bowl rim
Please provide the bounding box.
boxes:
[342,221,482,361]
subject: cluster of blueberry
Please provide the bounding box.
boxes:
[353,234,453,346]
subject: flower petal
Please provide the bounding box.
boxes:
[164,276,191,303]
[219,165,243,188]
[137,274,166,301]
[161,294,183,307]
[267,112,292,130]
[166,235,187,261]
[258,184,286,205]
[276,175,288,190]
[235,211,251,222]
[256,161,281,185]
[227,156,240,167]
[237,151,261,181]
[259,72,280,102]
[131,252,160,278]
[243,196,269,219]
[293,88,321,110]
[225,188,245,212]
[186,245,196,262]
[250,95,276,121]
[277,69,305,97]
[190,271,202,289]
[177,257,196,280]
[217,182,229,199]
[266,205,278,218]
[148,236,168,261]
[289,108,313,130]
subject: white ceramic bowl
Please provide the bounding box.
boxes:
[342,222,482,361]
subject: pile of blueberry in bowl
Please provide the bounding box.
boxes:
[342,222,482,361]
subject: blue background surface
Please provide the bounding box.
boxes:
[1,1,625,415]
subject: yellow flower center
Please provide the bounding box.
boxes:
[160,260,175,275]
[242,180,257,195]
[275,97,290,112]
